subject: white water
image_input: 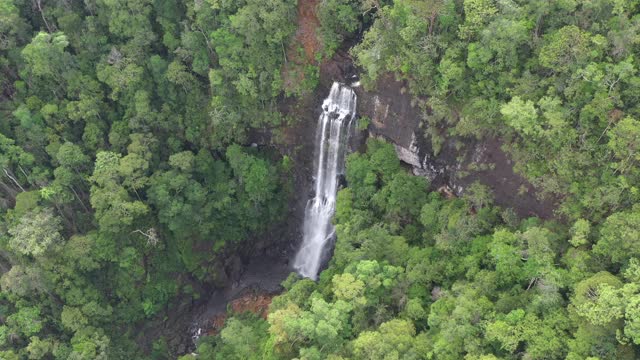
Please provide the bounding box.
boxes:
[293,82,357,280]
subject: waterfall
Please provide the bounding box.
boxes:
[293,82,357,280]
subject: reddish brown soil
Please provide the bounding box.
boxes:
[206,292,275,336]
[294,0,322,62]
[282,0,323,91]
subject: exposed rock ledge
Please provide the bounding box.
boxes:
[354,74,556,220]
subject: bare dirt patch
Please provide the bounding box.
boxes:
[282,0,323,91]
[294,0,322,62]
[206,292,275,336]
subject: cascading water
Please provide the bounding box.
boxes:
[293,82,357,280]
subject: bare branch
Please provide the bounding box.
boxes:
[2,168,25,192]
[132,228,160,247]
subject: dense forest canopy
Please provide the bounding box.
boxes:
[1,0,640,359]
[1,0,298,358]
[202,0,640,359]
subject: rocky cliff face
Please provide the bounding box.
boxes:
[354,75,448,183]
[318,57,445,181]
[351,73,555,219]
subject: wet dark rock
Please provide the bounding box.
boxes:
[354,74,556,219]
[226,255,243,283]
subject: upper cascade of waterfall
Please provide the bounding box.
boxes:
[293,82,357,280]
[323,83,357,116]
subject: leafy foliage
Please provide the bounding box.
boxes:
[0,0,295,357]
[3,0,640,358]
[352,0,640,221]
[204,139,640,359]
